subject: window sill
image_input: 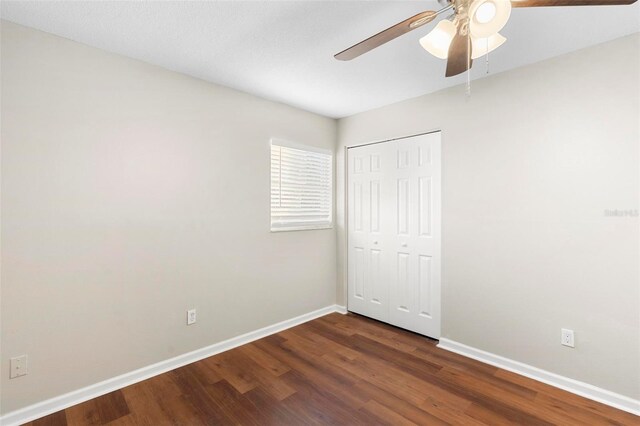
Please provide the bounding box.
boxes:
[270,224,333,233]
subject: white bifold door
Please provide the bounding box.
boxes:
[347,132,441,339]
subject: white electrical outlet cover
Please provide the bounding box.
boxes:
[10,355,28,379]
[187,309,197,325]
[561,328,575,348]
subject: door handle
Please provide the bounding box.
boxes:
[401,243,408,247]
[373,241,379,245]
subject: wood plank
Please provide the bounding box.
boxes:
[120,373,203,425]
[65,390,129,425]
[201,350,260,394]
[27,410,68,426]
[280,370,374,425]
[236,343,290,376]
[168,365,235,424]
[359,399,419,426]
[253,334,369,410]
[219,346,296,401]
[198,379,263,425]
[242,386,308,425]
[354,380,456,425]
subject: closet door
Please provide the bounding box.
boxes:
[388,133,441,338]
[347,132,441,339]
[347,142,392,322]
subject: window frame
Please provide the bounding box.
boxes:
[270,138,333,232]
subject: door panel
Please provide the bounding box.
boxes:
[418,255,432,318]
[353,247,365,300]
[353,181,364,232]
[397,178,410,236]
[370,180,380,233]
[396,252,411,312]
[348,132,441,338]
[418,177,432,237]
[369,248,383,304]
[347,144,391,322]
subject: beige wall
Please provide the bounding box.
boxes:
[337,34,640,400]
[0,21,337,413]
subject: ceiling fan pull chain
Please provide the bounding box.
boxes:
[486,38,490,74]
[466,35,472,99]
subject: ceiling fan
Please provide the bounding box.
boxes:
[335,0,638,77]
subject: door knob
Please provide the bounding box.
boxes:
[401,243,408,247]
[373,241,378,245]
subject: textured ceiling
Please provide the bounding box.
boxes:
[1,1,639,118]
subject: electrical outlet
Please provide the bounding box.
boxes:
[561,328,575,348]
[187,309,197,325]
[10,355,28,379]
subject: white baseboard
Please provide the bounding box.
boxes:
[437,338,640,417]
[0,304,344,426]
[335,305,348,314]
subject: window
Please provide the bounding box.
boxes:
[271,139,332,231]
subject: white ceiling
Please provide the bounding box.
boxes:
[2,1,639,118]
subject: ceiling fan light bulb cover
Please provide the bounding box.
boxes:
[419,19,456,60]
[469,0,512,38]
[471,33,506,59]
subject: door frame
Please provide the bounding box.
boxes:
[343,129,443,337]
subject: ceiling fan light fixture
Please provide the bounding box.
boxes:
[469,0,512,38]
[419,19,456,60]
[475,2,497,23]
[471,32,506,59]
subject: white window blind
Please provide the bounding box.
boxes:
[271,139,332,231]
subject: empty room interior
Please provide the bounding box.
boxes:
[1,0,639,425]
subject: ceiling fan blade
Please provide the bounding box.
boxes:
[335,10,438,61]
[445,21,473,77]
[511,0,636,7]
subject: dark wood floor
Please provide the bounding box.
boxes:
[27,313,638,425]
